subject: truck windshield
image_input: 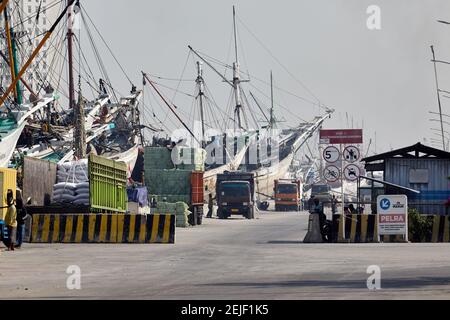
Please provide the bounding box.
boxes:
[277,184,297,194]
[312,185,330,194]
[221,183,249,197]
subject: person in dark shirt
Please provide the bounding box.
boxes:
[15,196,30,249]
[206,194,215,218]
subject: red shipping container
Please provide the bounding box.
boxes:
[191,171,204,205]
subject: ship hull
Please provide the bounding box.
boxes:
[0,122,26,168]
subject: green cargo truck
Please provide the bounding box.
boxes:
[27,154,128,215]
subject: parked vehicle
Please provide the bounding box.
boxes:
[310,183,333,205]
[274,179,302,211]
[216,171,255,219]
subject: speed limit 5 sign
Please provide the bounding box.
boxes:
[323,146,340,163]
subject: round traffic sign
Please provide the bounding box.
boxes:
[343,146,360,163]
[323,146,340,163]
[344,164,360,181]
[323,165,341,182]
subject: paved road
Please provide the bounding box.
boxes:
[1,211,450,299]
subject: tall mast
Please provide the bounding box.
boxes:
[270,71,276,129]
[4,7,17,102]
[196,61,206,147]
[74,75,86,159]
[232,5,243,131]
[69,0,85,159]
[67,0,75,110]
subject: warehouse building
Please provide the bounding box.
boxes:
[362,143,450,215]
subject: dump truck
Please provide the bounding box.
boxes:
[274,179,302,211]
[216,171,255,219]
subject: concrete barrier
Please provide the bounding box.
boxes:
[428,215,450,243]
[30,214,175,244]
[303,214,323,243]
[332,214,450,243]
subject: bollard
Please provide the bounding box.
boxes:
[303,214,323,243]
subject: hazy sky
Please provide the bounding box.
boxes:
[80,0,450,154]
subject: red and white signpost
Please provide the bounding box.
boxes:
[320,129,363,241]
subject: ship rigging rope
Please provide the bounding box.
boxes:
[235,14,326,110]
[204,83,229,130]
[248,82,307,123]
[80,4,134,87]
[0,0,64,34]
[170,50,192,103]
[145,83,180,131]
[13,0,99,104]
[144,73,194,82]
[81,10,119,104]
[12,0,65,92]
[242,71,323,109]
[142,89,170,133]
[241,89,260,129]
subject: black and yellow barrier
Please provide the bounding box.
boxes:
[332,214,450,243]
[427,215,450,243]
[332,214,379,243]
[30,214,175,244]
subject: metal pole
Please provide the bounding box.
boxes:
[67,1,75,110]
[341,143,345,239]
[196,61,206,148]
[431,46,446,151]
[4,7,17,101]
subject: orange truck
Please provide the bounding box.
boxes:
[274,179,302,212]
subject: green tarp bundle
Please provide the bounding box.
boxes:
[172,147,206,171]
[146,169,192,196]
[154,201,190,228]
[144,147,174,170]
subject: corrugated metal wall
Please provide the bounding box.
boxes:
[385,158,450,215]
[23,157,57,207]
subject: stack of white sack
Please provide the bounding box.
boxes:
[52,182,77,203]
[52,159,90,205]
[52,182,90,205]
[57,159,89,184]
[73,182,90,206]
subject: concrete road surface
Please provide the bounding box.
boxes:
[1,211,450,299]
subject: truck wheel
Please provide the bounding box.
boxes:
[191,209,198,226]
[196,207,203,225]
[246,207,254,219]
[218,210,226,219]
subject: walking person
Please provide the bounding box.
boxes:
[15,194,29,249]
[206,193,215,218]
[4,190,17,251]
[331,195,337,214]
